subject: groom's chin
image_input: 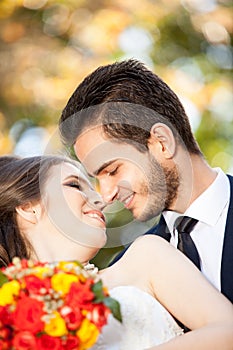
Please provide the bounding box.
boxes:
[133,211,151,222]
[136,207,162,222]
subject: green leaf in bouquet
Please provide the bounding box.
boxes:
[72,260,83,268]
[92,280,106,302]
[0,271,9,287]
[103,297,122,323]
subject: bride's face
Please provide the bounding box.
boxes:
[40,161,107,254]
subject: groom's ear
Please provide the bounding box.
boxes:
[148,123,176,159]
[15,202,41,224]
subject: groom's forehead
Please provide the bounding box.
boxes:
[75,134,149,176]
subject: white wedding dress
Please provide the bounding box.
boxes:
[91,286,183,350]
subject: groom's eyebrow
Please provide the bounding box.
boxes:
[93,160,116,176]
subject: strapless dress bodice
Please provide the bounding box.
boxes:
[91,285,183,350]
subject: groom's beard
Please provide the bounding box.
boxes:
[136,157,180,222]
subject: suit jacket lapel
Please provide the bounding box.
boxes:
[221,174,233,303]
[145,214,171,241]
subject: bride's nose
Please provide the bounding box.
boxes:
[84,188,106,211]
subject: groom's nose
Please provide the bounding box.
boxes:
[99,182,118,204]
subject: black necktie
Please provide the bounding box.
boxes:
[174,216,201,269]
[173,216,200,333]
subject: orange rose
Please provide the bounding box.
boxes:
[14,296,44,334]
[65,280,95,310]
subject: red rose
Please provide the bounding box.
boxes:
[24,275,51,295]
[0,338,12,350]
[0,306,12,327]
[88,304,110,329]
[21,259,29,269]
[65,280,95,310]
[62,334,80,350]
[36,334,62,350]
[14,296,44,334]
[0,326,12,341]
[60,305,83,330]
[13,331,36,350]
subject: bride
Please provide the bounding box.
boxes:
[0,155,232,350]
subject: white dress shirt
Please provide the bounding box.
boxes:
[163,168,230,291]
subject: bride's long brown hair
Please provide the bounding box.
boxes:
[0,155,75,267]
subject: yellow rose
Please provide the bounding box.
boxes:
[0,280,20,306]
[33,266,51,278]
[44,311,68,337]
[58,261,81,272]
[76,319,99,349]
[51,273,78,296]
[57,262,86,283]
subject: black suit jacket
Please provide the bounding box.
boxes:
[110,175,233,303]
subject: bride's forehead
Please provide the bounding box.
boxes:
[53,161,89,182]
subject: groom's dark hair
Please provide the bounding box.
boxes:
[59,59,201,155]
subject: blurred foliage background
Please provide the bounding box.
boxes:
[0,0,232,266]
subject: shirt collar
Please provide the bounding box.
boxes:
[163,168,230,232]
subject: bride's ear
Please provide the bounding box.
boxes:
[15,202,42,224]
[148,123,176,159]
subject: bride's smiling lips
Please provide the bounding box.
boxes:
[84,210,106,226]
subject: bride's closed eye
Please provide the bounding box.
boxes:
[64,181,82,190]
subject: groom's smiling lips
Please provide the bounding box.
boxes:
[118,192,135,209]
[122,193,134,209]
[116,180,135,209]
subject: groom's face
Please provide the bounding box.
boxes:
[74,126,178,221]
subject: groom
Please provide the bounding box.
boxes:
[59,59,233,304]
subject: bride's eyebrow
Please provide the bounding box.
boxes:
[63,175,80,183]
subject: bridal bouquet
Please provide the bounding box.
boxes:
[0,258,121,350]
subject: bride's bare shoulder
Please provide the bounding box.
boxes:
[115,235,177,280]
[125,234,173,259]
[134,234,169,247]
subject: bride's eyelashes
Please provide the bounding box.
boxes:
[64,181,82,190]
